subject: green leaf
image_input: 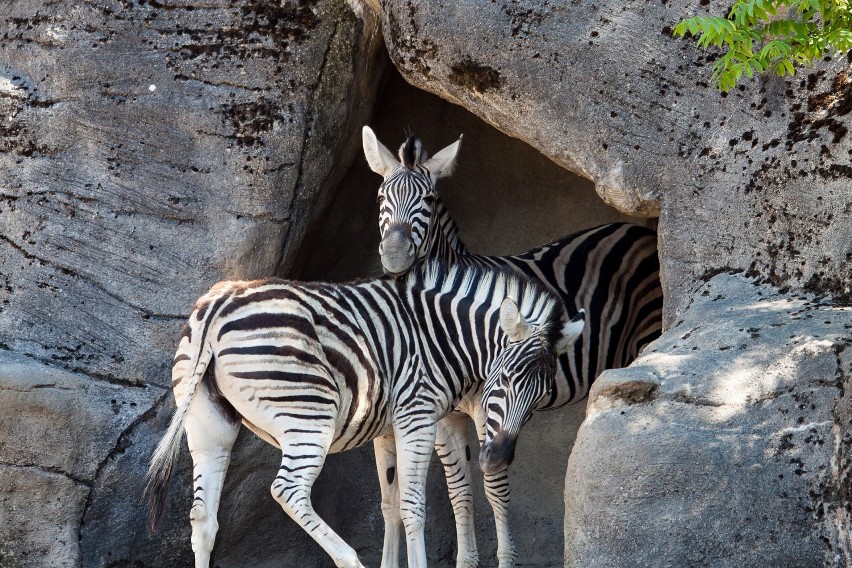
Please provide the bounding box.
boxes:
[673,0,852,91]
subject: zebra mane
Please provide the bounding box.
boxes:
[399,135,426,170]
[411,260,566,340]
[432,196,467,254]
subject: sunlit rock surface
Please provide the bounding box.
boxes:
[566,274,852,567]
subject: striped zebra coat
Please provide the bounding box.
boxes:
[145,262,584,568]
[363,126,663,568]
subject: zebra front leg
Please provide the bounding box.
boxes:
[394,419,438,568]
[483,470,516,568]
[374,433,402,568]
[435,411,478,567]
[473,404,517,568]
[272,430,365,568]
[184,388,241,568]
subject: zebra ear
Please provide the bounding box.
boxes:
[362,126,398,177]
[500,297,532,342]
[423,134,462,179]
[555,309,585,355]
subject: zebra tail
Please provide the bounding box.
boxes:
[143,337,214,533]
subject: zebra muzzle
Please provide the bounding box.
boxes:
[479,431,518,475]
[380,226,417,277]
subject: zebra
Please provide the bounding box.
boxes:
[144,261,586,568]
[362,126,663,568]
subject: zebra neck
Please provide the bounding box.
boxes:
[427,199,469,263]
[405,285,495,400]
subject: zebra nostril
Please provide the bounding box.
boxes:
[407,241,416,256]
[378,241,385,255]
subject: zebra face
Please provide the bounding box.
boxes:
[480,343,557,475]
[479,301,585,475]
[362,126,462,277]
[376,165,436,276]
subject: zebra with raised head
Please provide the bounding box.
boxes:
[362,126,663,568]
[145,261,585,568]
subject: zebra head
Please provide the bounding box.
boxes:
[479,301,586,475]
[362,126,462,277]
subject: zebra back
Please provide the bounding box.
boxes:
[365,133,662,408]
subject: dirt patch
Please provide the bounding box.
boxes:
[449,59,504,94]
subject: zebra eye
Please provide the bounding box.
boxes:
[422,194,435,205]
[377,194,385,205]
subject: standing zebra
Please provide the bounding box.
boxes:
[145,262,585,568]
[362,126,663,568]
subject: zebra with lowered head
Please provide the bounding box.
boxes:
[145,261,585,568]
[362,126,663,568]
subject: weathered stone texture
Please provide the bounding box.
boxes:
[376,0,852,325]
[0,0,382,383]
[0,0,384,565]
[0,465,88,568]
[565,274,852,567]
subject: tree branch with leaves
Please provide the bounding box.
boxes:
[673,0,852,91]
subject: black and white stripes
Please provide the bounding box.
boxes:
[363,126,662,568]
[145,262,583,568]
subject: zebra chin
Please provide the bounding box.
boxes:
[382,262,412,278]
[380,255,415,278]
[478,431,518,475]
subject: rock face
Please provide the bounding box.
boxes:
[376,0,852,325]
[0,1,384,565]
[566,274,852,567]
[370,1,852,566]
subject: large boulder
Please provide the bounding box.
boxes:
[375,0,852,325]
[566,274,852,567]
[0,1,384,565]
[370,1,852,566]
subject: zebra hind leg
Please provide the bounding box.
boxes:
[184,381,241,568]
[271,429,365,568]
[374,434,402,568]
[435,411,479,567]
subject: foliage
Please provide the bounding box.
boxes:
[673,1,852,91]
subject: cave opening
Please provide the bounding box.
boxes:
[294,63,649,283]
[287,61,663,567]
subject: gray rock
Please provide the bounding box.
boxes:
[0,352,163,568]
[0,1,384,565]
[565,274,852,567]
[374,0,852,325]
[0,351,164,482]
[0,0,383,383]
[0,465,88,568]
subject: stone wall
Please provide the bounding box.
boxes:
[362,0,852,565]
[567,275,852,567]
[0,1,385,565]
